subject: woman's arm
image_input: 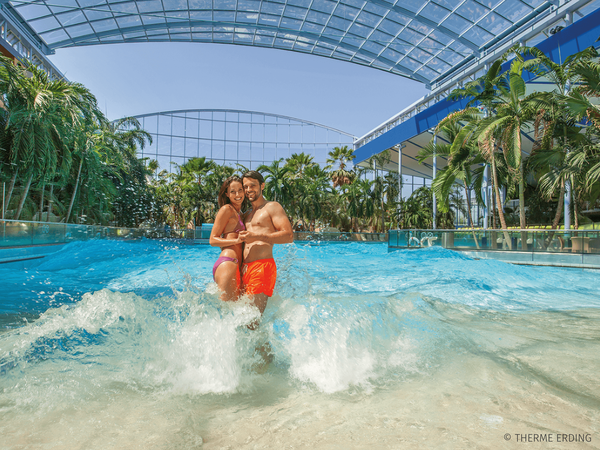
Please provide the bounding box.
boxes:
[209,206,242,247]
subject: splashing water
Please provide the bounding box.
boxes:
[1,240,599,449]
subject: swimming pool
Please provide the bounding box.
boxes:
[1,240,599,448]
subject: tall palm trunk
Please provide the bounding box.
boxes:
[491,158,512,249]
[15,172,34,220]
[518,161,527,249]
[38,183,45,221]
[491,173,497,229]
[544,180,566,250]
[551,181,565,230]
[519,160,526,229]
[573,188,579,230]
[5,168,18,215]
[381,198,385,232]
[66,157,84,223]
[464,182,479,248]
[47,185,54,222]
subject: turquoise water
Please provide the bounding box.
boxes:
[1,240,599,449]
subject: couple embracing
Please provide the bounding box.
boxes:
[209,171,293,319]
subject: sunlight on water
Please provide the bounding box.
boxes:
[1,241,599,449]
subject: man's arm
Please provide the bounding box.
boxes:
[239,202,293,244]
[268,201,294,243]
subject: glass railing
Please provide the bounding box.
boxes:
[0,220,389,247]
[294,231,387,242]
[388,229,600,254]
[0,220,198,247]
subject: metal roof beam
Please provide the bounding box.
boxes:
[48,19,431,83]
[367,0,480,52]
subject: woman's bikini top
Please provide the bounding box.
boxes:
[223,206,245,235]
[232,214,245,233]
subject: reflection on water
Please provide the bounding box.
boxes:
[1,241,599,449]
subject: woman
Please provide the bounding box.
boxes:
[209,175,247,301]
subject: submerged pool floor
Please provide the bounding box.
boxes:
[1,241,599,449]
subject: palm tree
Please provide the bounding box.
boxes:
[286,152,316,178]
[367,149,391,232]
[327,145,356,187]
[297,164,331,230]
[515,45,598,230]
[258,159,292,205]
[0,57,103,220]
[419,122,485,245]
[443,58,512,232]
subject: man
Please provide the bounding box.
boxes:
[238,170,293,316]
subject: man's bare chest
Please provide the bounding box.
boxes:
[247,209,273,230]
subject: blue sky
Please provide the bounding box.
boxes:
[48,42,429,138]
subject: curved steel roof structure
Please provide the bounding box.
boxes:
[3,0,558,85]
[130,108,355,171]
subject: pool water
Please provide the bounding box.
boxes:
[1,240,599,449]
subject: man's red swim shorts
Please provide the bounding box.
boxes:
[242,258,277,297]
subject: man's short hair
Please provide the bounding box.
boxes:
[242,170,265,185]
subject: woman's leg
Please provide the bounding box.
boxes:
[214,261,240,301]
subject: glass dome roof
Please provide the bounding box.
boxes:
[6,0,554,85]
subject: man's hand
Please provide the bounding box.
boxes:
[238,230,259,243]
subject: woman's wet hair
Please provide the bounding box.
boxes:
[242,170,265,185]
[218,175,244,208]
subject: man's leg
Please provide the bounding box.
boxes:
[252,293,269,315]
[247,293,268,330]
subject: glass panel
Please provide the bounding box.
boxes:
[163,0,188,10]
[158,115,172,135]
[185,118,199,138]
[356,10,382,27]
[334,4,359,21]
[462,26,494,47]
[40,29,71,44]
[14,4,52,21]
[172,117,185,137]
[29,16,62,34]
[137,0,164,13]
[213,121,225,140]
[238,143,251,160]
[251,143,264,161]
[156,154,171,172]
[224,120,236,140]
[311,0,337,14]
[441,14,472,35]
[328,16,352,32]
[115,16,143,28]
[199,120,212,139]
[225,143,238,161]
[185,138,199,157]
[306,10,329,25]
[213,0,237,10]
[348,22,371,38]
[188,0,212,9]
[157,135,172,155]
[264,144,277,163]
[252,124,264,142]
[277,145,291,160]
[456,0,489,22]
[284,5,307,19]
[280,17,303,30]
[198,140,212,158]
[91,18,119,32]
[420,3,451,23]
[265,124,277,142]
[212,141,225,159]
[56,10,88,26]
[495,1,531,22]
